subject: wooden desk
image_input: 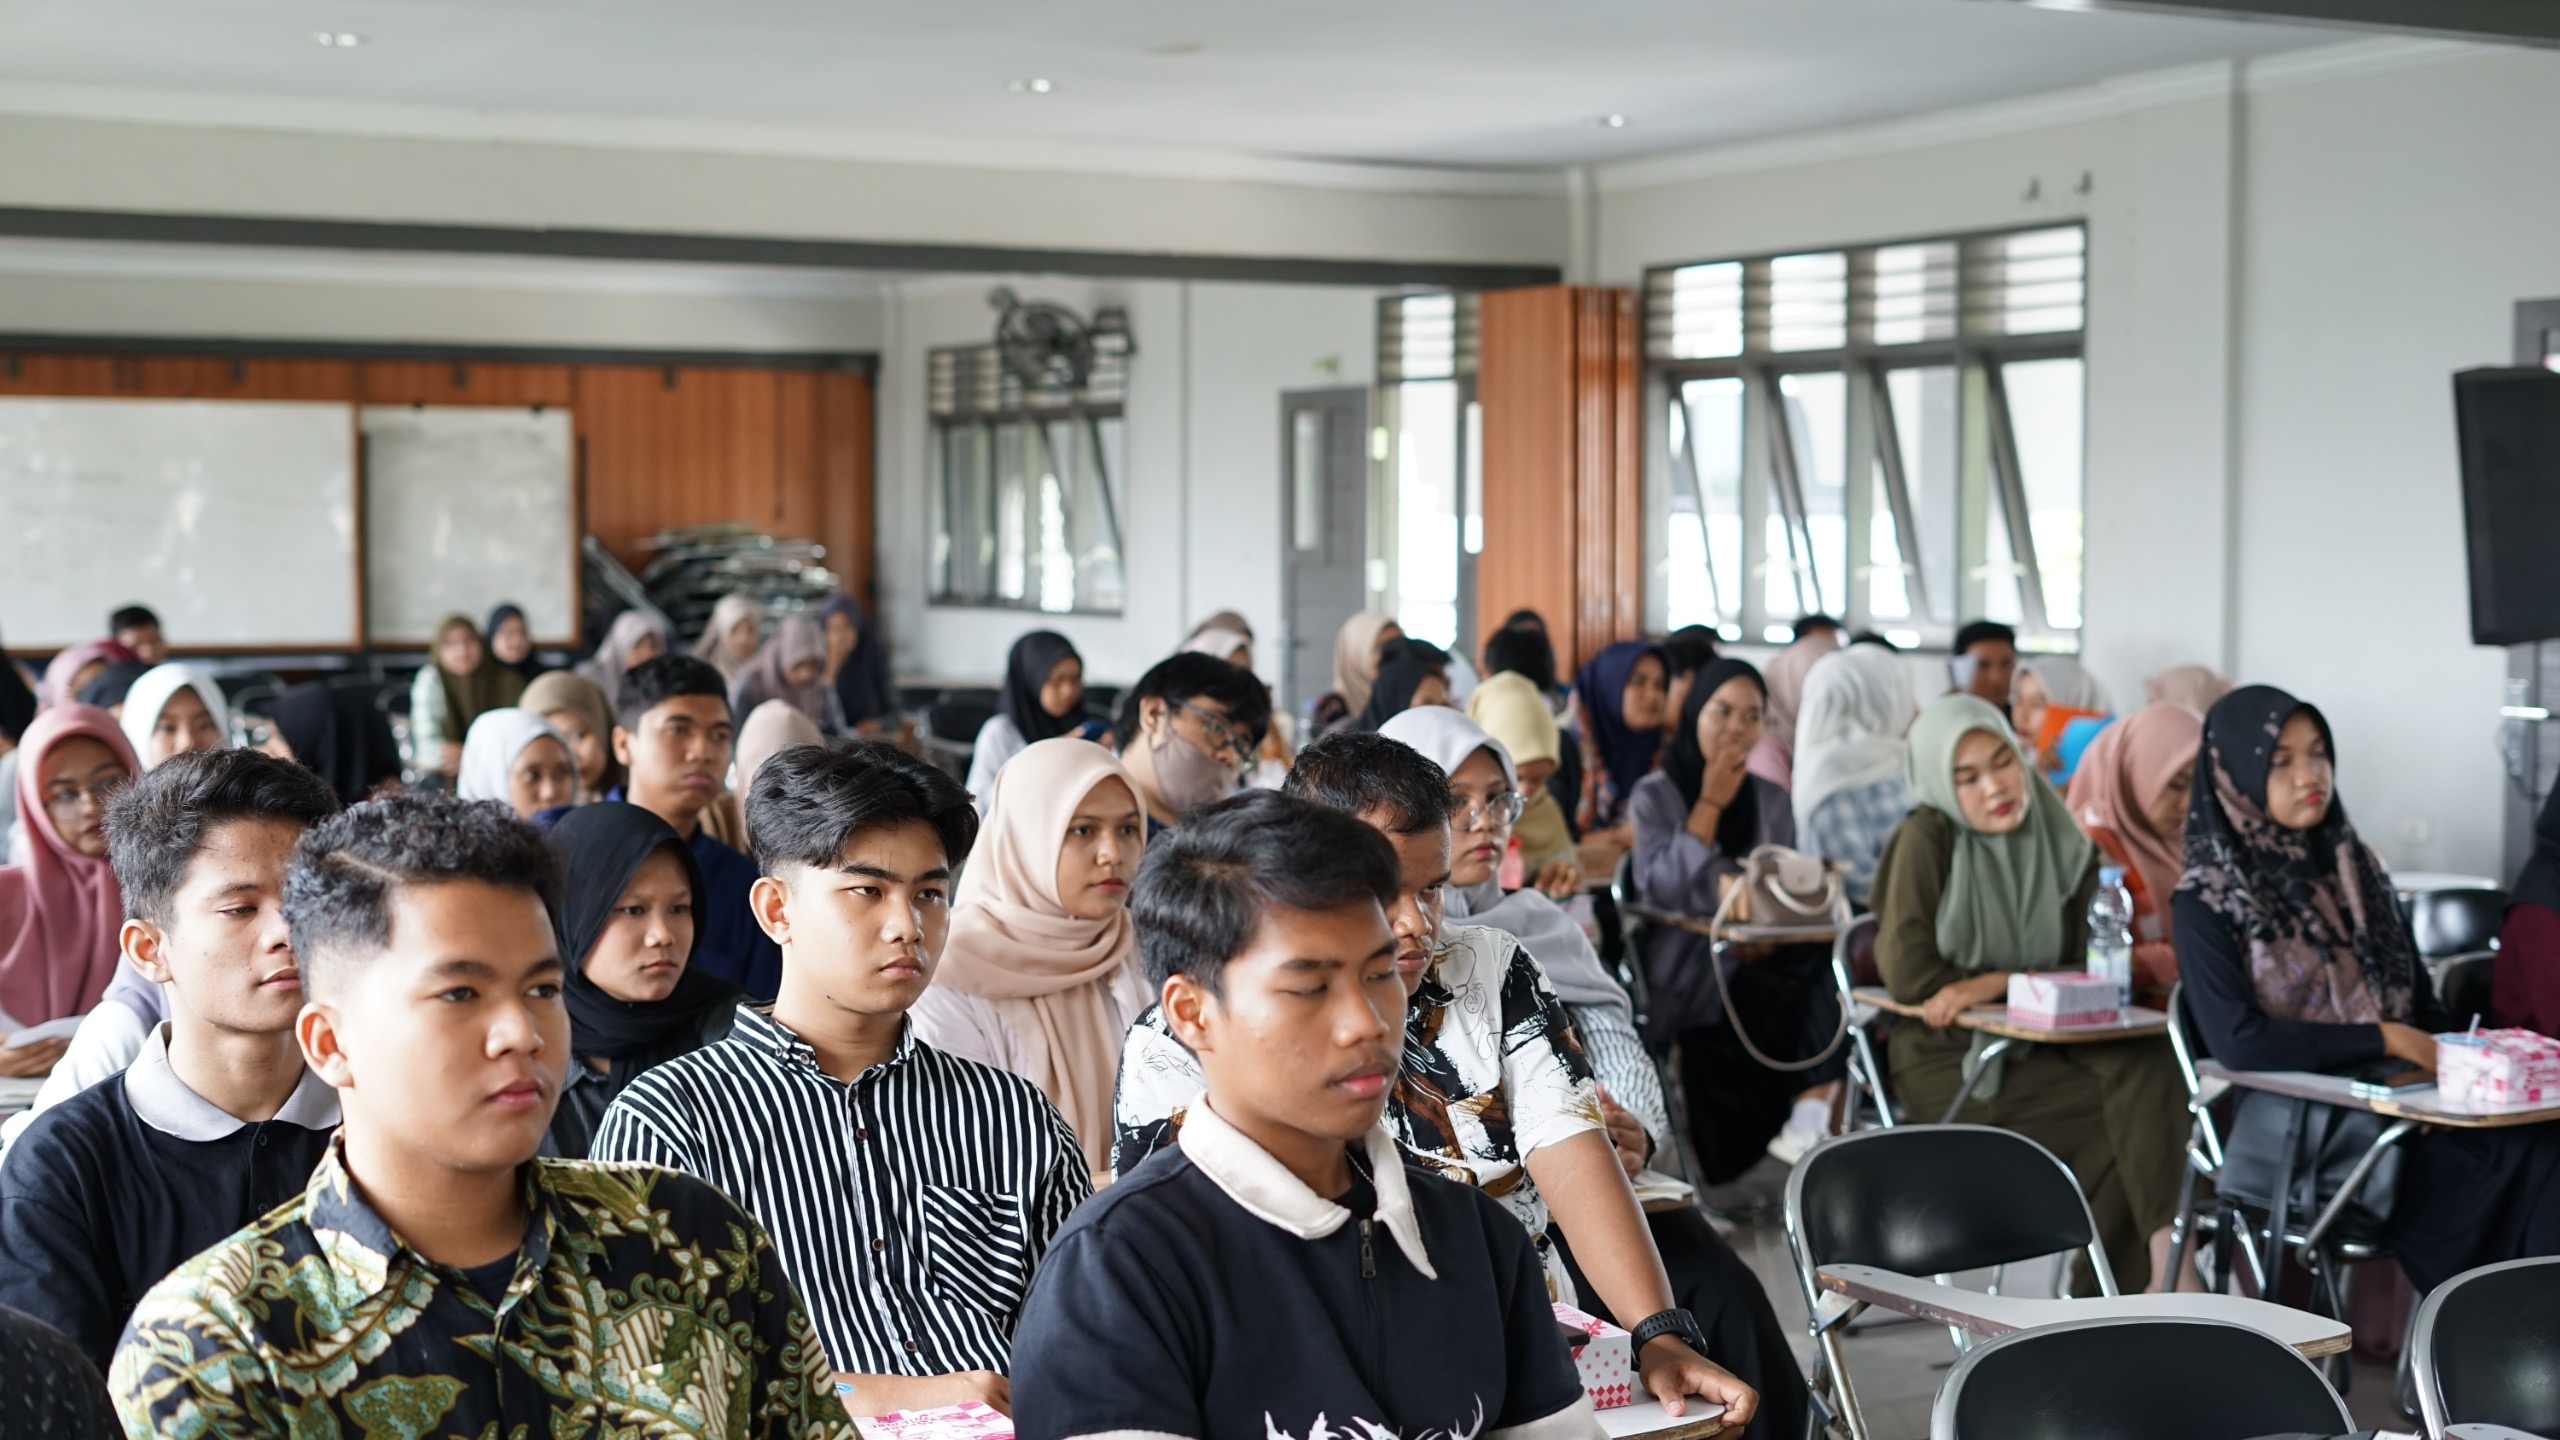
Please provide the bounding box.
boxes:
[1851,987,2168,1043]
[1815,1262,2352,1358]
[2196,1061,2560,1130]
[1596,1397,1724,1440]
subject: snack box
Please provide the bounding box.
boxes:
[844,1398,1014,1440]
[2005,971,2122,1030]
[1554,1302,1635,1410]
[2436,1028,2560,1112]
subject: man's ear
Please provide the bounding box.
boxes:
[1162,973,1216,1055]
[297,1001,353,1088]
[122,918,173,986]
[612,725,635,767]
[1138,696,1169,737]
[749,874,792,946]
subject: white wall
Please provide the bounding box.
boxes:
[872,275,1378,689]
[1593,39,2560,878]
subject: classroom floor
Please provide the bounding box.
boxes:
[1701,1157,2412,1438]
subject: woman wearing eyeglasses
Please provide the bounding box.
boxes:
[0,705,138,1057]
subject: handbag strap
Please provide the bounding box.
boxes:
[2264,1095,2307,1297]
[1704,879,1851,1073]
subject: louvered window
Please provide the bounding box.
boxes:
[928,337,1130,614]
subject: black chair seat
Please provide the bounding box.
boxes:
[2415,1255,2560,1437]
[1933,1316,2350,1440]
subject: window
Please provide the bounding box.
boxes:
[927,340,1129,613]
[1375,293,1480,652]
[1647,224,2086,650]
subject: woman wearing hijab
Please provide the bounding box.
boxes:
[1632,659,1843,1177]
[1791,646,1919,907]
[726,613,844,736]
[1348,637,1450,732]
[1379,700,1809,1440]
[0,705,137,1036]
[1873,693,2185,1291]
[910,737,1150,1178]
[2179,686,2560,1291]
[690,595,764,686]
[1468,670,1580,894]
[1570,639,1671,850]
[2143,664,2234,713]
[262,683,402,808]
[36,640,134,715]
[519,670,617,803]
[76,660,150,713]
[117,664,229,770]
[1744,626,1843,790]
[731,700,821,853]
[542,802,743,1158]
[408,615,526,780]
[2066,702,2204,1005]
[1180,626,1252,671]
[1312,610,1401,736]
[456,709,576,821]
[2010,655,2113,783]
[484,602,546,684]
[967,630,1099,809]
[574,610,668,715]
[817,594,898,735]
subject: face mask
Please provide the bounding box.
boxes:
[1147,724,1237,816]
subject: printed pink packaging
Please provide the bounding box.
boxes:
[846,1400,1015,1440]
[2006,972,2122,1030]
[2436,1028,2560,1112]
[1554,1302,1635,1409]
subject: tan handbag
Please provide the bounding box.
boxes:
[1711,844,1846,937]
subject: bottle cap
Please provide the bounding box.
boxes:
[2099,864,2125,884]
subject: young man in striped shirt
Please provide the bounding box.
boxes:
[591,742,1087,1419]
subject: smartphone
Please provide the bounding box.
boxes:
[2349,1067,2434,1099]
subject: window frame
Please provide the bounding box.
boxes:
[925,341,1130,616]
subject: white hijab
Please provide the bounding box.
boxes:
[1791,645,1919,839]
[1376,705,1630,1022]
[117,664,230,768]
[456,708,566,805]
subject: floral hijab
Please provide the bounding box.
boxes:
[2176,685,2418,1025]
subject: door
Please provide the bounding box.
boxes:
[1280,388,1370,720]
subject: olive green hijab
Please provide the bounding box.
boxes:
[1906,693,2098,975]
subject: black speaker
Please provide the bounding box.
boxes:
[2456,366,2560,646]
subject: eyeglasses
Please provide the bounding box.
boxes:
[1177,700,1250,766]
[1455,790,1526,829]
[43,777,126,814]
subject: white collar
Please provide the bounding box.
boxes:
[1176,1093,1436,1280]
[123,1023,341,1143]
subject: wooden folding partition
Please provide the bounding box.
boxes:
[1474,285,1641,672]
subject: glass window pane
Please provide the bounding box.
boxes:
[1980,497,2026,627]
[1883,367,1961,627]
[1671,377,1744,628]
[1869,242,1958,346]
[1968,226,2086,336]
[1291,409,1325,552]
[1651,261,1744,360]
[1395,379,1460,648]
[1775,371,1848,618]
[1769,253,1847,352]
[2003,356,2086,631]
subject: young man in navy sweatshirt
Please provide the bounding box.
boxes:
[1012,790,1604,1440]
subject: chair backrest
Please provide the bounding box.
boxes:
[1833,912,1881,990]
[1787,1125,2103,1281]
[2167,981,2211,1098]
[2413,1255,2560,1437]
[0,1304,117,1439]
[2411,886,2508,960]
[1931,1316,2351,1440]
[2435,953,2499,1032]
[927,688,999,742]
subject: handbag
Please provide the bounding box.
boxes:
[1699,846,1850,1071]
[2216,1083,2404,1288]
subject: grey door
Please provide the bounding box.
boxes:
[1280,388,1370,720]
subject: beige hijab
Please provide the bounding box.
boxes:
[938,737,1144,1173]
[1331,610,1397,714]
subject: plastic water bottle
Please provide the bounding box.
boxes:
[2087,865,2136,1005]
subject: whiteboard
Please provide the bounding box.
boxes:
[0,397,357,650]
[360,406,576,647]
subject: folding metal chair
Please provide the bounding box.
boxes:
[1829,914,1896,1130]
[1931,1315,2352,1440]
[2412,1255,2560,1440]
[2409,886,2508,962]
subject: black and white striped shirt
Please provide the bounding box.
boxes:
[588,1003,1089,1377]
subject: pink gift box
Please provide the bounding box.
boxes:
[846,1400,1014,1440]
[2437,1029,2560,1112]
[2006,971,2121,1030]
[1554,1302,1635,1410]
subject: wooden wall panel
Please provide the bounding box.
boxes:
[1475,285,1641,671]
[360,361,575,407]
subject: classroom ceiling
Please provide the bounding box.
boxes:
[0,0,2353,172]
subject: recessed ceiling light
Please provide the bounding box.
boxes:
[312,31,364,48]
[1007,77,1054,94]
[1593,113,1629,129]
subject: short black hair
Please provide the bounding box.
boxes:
[616,654,731,732]
[1129,790,1399,993]
[107,748,340,927]
[746,740,978,877]
[110,605,161,634]
[1282,731,1460,837]
[1953,619,2018,655]
[1662,625,1721,682]
[1849,629,1902,652]
[1793,613,1844,638]
[283,792,561,991]
[78,659,152,710]
[1112,653,1272,754]
[1481,623,1557,692]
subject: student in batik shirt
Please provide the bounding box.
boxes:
[109,792,847,1440]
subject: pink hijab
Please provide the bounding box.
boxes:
[37,639,136,713]
[1,705,138,1026]
[1746,628,1842,788]
[936,737,1143,1173]
[2066,702,2205,920]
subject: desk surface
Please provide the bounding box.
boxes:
[1816,1262,2351,1358]
[1597,1397,1724,1440]
[2196,1060,2560,1129]
[0,1076,40,1115]
[1852,987,2169,1044]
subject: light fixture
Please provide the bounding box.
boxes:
[1593,113,1629,129]
[1007,77,1054,94]
[312,31,364,47]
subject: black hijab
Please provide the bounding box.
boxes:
[0,622,32,743]
[2515,782,2560,917]
[819,594,896,726]
[77,660,151,710]
[1353,638,1450,731]
[484,603,545,684]
[271,683,403,807]
[1661,657,1766,857]
[2177,685,2419,1025]
[1000,631,1083,744]
[547,802,743,1060]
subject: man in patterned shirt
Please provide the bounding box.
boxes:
[109,792,849,1440]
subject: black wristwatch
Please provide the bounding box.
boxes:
[1629,1306,1711,1357]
